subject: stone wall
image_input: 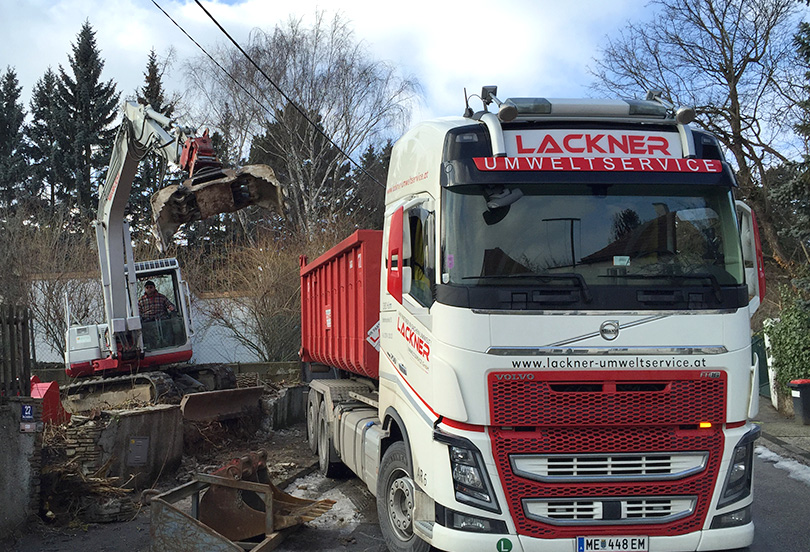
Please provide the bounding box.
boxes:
[0,398,42,540]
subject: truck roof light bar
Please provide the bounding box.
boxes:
[503,97,669,120]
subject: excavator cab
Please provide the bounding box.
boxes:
[132,259,193,365]
[136,267,189,353]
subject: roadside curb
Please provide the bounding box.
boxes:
[758,431,810,466]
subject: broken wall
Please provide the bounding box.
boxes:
[67,405,183,490]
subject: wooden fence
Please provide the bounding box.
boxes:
[0,304,33,398]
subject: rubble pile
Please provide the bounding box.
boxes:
[40,420,138,524]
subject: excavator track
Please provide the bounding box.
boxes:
[62,371,180,413]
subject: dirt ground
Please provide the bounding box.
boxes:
[4,421,317,552]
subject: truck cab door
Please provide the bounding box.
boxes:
[736,200,766,316]
[386,197,435,314]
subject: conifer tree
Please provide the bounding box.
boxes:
[57,20,119,217]
[0,67,28,210]
[27,68,71,211]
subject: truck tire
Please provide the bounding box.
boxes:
[307,390,320,455]
[317,400,341,477]
[377,441,430,552]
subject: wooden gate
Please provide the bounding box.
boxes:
[0,304,33,398]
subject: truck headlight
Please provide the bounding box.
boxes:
[717,426,760,509]
[452,447,485,492]
[434,431,500,513]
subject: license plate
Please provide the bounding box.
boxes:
[576,536,649,552]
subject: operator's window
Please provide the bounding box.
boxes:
[406,207,435,308]
[137,275,176,303]
[137,274,183,350]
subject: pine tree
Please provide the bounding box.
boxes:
[129,49,176,240]
[0,67,28,210]
[57,20,119,217]
[27,68,71,211]
[350,141,389,230]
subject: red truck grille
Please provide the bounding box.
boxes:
[488,370,726,427]
[487,371,726,538]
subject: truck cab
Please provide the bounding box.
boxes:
[302,88,764,552]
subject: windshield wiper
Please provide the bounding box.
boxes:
[462,272,592,302]
[601,272,723,302]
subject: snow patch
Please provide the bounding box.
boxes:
[756,445,810,487]
[285,473,365,532]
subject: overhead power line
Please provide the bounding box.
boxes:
[150,0,384,189]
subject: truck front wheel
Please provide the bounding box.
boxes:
[377,441,430,552]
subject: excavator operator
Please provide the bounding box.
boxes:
[138,280,176,321]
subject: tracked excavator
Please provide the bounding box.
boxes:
[63,101,284,413]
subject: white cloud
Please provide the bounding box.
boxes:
[2,0,653,126]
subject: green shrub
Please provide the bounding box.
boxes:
[768,284,810,393]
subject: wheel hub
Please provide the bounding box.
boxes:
[388,475,415,537]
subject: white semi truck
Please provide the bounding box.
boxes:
[301,87,764,552]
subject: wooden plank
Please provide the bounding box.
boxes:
[9,305,19,396]
[1,304,10,397]
[21,307,31,395]
[246,528,295,552]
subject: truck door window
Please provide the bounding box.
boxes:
[406,207,435,308]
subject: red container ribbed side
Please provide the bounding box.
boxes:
[300,230,382,379]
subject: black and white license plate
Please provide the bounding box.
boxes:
[576,536,649,552]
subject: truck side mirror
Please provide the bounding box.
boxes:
[387,207,404,303]
[736,200,766,316]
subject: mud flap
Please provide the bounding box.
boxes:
[179,386,265,422]
[151,164,285,249]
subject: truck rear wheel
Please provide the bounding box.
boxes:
[377,441,430,552]
[317,400,341,477]
[307,390,319,455]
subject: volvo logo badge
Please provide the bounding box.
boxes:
[600,320,620,341]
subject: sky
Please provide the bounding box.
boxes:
[1,0,648,128]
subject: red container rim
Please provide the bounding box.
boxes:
[789,379,810,386]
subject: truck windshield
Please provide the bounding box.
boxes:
[442,183,744,292]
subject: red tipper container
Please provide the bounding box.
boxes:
[300,230,382,379]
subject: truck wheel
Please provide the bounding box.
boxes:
[307,390,319,455]
[318,400,341,477]
[377,442,430,552]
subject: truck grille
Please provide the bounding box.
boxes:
[522,496,697,525]
[511,452,709,482]
[487,371,726,538]
[488,370,726,427]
